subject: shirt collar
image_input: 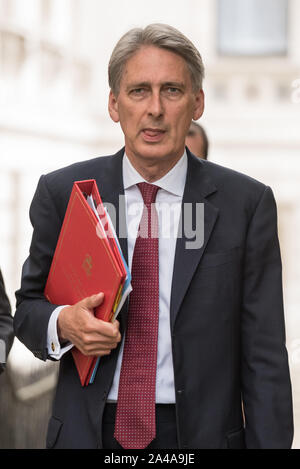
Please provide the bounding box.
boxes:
[123,150,187,197]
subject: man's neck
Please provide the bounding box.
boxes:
[125,152,184,183]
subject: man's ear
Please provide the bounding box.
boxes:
[108,90,120,123]
[193,89,205,121]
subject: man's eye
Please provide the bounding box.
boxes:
[131,88,145,95]
[164,87,181,96]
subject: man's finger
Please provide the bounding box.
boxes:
[82,292,105,310]
[91,318,121,340]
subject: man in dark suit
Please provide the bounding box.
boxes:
[0,269,14,373]
[14,24,293,449]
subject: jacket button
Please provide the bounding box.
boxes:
[177,389,184,394]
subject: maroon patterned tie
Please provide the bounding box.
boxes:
[114,182,160,449]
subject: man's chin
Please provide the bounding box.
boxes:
[134,142,178,161]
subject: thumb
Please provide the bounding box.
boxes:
[83,292,105,311]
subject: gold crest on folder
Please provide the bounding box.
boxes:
[82,254,93,277]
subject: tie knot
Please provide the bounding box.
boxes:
[137,182,160,205]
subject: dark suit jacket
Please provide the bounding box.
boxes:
[0,269,14,372]
[14,148,293,449]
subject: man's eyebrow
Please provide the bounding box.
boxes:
[126,82,151,91]
[163,81,186,89]
[126,81,186,91]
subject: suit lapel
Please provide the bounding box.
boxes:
[94,148,128,264]
[93,148,129,329]
[170,151,219,331]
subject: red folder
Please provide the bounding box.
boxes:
[44,180,126,386]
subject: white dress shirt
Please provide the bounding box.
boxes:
[47,151,187,403]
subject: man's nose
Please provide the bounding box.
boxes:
[148,91,164,118]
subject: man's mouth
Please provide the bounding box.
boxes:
[142,128,166,142]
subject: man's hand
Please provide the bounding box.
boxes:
[57,292,121,356]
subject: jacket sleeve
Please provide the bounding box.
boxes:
[241,185,294,448]
[14,175,63,361]
[0,269,14,372]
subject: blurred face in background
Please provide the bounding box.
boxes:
[185,124,208,160]
[109,45,204,173]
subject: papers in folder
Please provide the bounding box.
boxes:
[86,195,132,384]
[44,180,131,386]
[86,195,132,321]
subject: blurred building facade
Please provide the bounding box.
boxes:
[0,0,299,448]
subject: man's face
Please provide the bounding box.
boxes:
[185,132,206,159]
[109,46,204,167]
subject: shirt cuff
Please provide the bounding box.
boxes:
[47,305,74,359]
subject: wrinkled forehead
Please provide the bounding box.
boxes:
[120,45,192,89]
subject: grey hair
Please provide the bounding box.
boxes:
[108,23,205,96]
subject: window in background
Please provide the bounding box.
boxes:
[217,0,289,56]
[40,0,52,28]
[0,0,14,22]
[0,31,26,78]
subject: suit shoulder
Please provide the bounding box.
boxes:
[198,160,274,219]
[33,153,120,217]
[202,160,267,196]
[43,154,113,189]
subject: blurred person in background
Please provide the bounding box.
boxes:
[14,24,293,449]
[185,121,209,160]
[0,269,14,373]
